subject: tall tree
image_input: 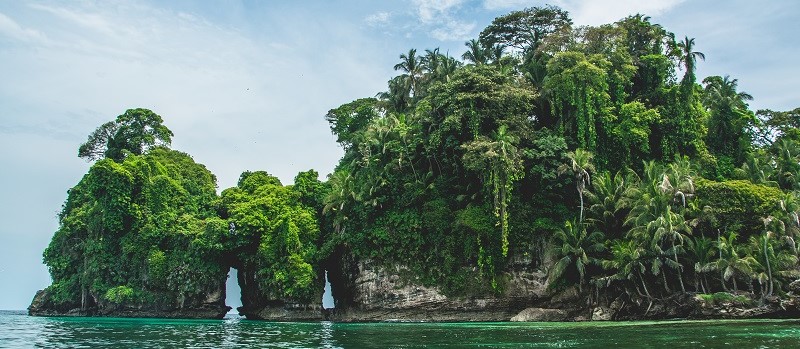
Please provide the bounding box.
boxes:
[325,98,381,149]
[603,239,651,297]
[394,48,423,100]
[677,36,705,85]
[378,76,412,112]
[549,219,604,292]
[559,149,595,223]
[586,171,630,239]
[479,5,572,54]
[754,107,800,146]
[703,75,755,166]
[78,108,173,162]
[462,39,489,65]
[685,236,716,293]
[716,231,756,292]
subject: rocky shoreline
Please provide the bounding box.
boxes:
[28,289,231,320]
[29,260,800,322]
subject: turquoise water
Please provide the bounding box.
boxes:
[1,310,799,348]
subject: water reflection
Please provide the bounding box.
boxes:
[2,311,800,349]
[319,321,342,349]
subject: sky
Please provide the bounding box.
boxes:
[1,0,798,310]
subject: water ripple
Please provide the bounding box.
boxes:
[1,311,799,348]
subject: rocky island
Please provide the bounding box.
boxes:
[31,6,800,322]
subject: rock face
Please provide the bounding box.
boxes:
[28,287,230,319]
[238,303,323,321]
[322,256,800,322]
[511,307,569,322]
[584,292,800,321]
[329,259,550,322]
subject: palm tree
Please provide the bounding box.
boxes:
[753,229,775,296]
[653,205,690,292]
[741,152,778,187]
[685,236,716,293]
[677,36,705,84]
[774,139,800,190]
[703,75,755,163]
[602,239,651,298]
[394,48,423,98]
[377,76,412,112]
[549,219,605,293]
[667,155,696,208]
[625,160,693,293]
[487,43,505,65]
[421,48,441,74]
[462,39,489,65]
[716,231,757,292]
[776,192,800,246]
[703,75,753,109]
[559,149,596,223]
[747,230,799,297]
[435,54,461,82]
[586,171,630,239]
[323,169,357,235]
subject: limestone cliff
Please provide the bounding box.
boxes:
[28,282,230,319]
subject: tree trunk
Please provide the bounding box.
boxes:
[638,270,652,298]
[578,184,584,223]
[764,237,774,296]
[634,282,644,297]
[81,253,88,312]
[673,241,686,292]
[493,168,511,258]
[718,230,726,292]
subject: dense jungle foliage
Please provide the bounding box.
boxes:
[322,6,800,299]
[43,109,328,310]
[42,6,800,311]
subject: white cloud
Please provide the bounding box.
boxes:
[559,0,685,26]
[409,0,475,41]
[412,0,466,23]
[431,18,476,41]
[365,11,391,26]
[0,12,46,42]
[483,0,534,11]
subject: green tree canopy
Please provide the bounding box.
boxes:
[78,108,173,162]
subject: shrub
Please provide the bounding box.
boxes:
[695,179,783,237]
[104,285,135,304]
[697,292,752,306]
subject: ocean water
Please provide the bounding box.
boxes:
[1,310,799,348]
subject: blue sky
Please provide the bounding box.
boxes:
[1,0,798,310]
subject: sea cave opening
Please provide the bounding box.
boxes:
[322,270,334,309]
[225,267,242,313]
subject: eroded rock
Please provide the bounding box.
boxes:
[511,307,569,322]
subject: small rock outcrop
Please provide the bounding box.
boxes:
[238,303,323,321]
[511,307,569,322]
